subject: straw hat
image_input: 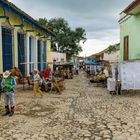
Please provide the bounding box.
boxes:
[3,70,11,78]
[33,69,38,72]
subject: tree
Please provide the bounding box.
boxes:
[38,18,48,27]
[107,45,117,54]
[37,17,86,60]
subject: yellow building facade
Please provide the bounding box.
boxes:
[0,0,55,75]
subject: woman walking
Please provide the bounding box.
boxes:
[33,69,43,97]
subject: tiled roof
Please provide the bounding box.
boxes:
[123,0,140,14]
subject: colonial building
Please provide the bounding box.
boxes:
[85,43,120,65]
[86,50,105,62]
[0,0,55,75]
[103,43,120,63]
[119,0,140,62]
[51,51,66,64]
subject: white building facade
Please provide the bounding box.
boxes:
[50,52,66,63]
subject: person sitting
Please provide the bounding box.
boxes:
[44,67,51,80]
[51,77,65,94]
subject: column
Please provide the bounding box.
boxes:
[41,40,43,71]
[34,37,38,69]
[13,28,18,67]
[47,39,51,64]
[26,33,30,76]
[0,24,3,73]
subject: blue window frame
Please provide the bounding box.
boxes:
[37,40,41,71]
[2,27,13,71]
[18,33,25,75]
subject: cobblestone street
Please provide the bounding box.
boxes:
[0,72,140,140]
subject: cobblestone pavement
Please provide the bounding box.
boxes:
[0,72,140,140]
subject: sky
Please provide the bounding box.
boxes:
[9,0,133,57]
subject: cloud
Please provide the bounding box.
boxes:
[80,29,120,57]
[9,0,133,56]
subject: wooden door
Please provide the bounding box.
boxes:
[124,36,129,61]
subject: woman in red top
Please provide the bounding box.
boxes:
[44,68,51,79]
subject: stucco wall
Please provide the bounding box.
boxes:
[103,50,119,63]
[50,52,66,63]
[0,6,52,74]
[120,13,140,62]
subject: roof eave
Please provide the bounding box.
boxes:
[123,0,140,15]
[0,0,56,37]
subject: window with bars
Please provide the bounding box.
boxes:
[29,36,34,73]
[18,33,25,75]
[2,27,13,71]
[37,40,41,71]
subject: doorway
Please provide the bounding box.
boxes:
[124,36,129,61]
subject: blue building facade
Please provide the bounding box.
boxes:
[84,58,96,64]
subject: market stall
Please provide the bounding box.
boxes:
[53,63,74,79]
[107,61,140,94]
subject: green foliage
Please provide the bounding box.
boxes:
[38,18,48,27]
[107,45,117,54]
[38,17,86,60]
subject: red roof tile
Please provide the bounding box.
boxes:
[123,0,140,14]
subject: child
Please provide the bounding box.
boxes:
[33,69,43,97]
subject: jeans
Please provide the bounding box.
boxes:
[3,92,14,107]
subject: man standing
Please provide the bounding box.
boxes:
[1,71,16,117]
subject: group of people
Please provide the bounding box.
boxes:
[0,65,79,117]
[53,66,79,80]
[29,68,52,96]
[87,65,110,85]
[0,67,52,117]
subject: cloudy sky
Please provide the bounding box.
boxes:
[9,0,133,56]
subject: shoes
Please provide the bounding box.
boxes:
[9,112,14,117]
[2,106,14,117]
[2,106,10,116]
[9,106,14,117]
